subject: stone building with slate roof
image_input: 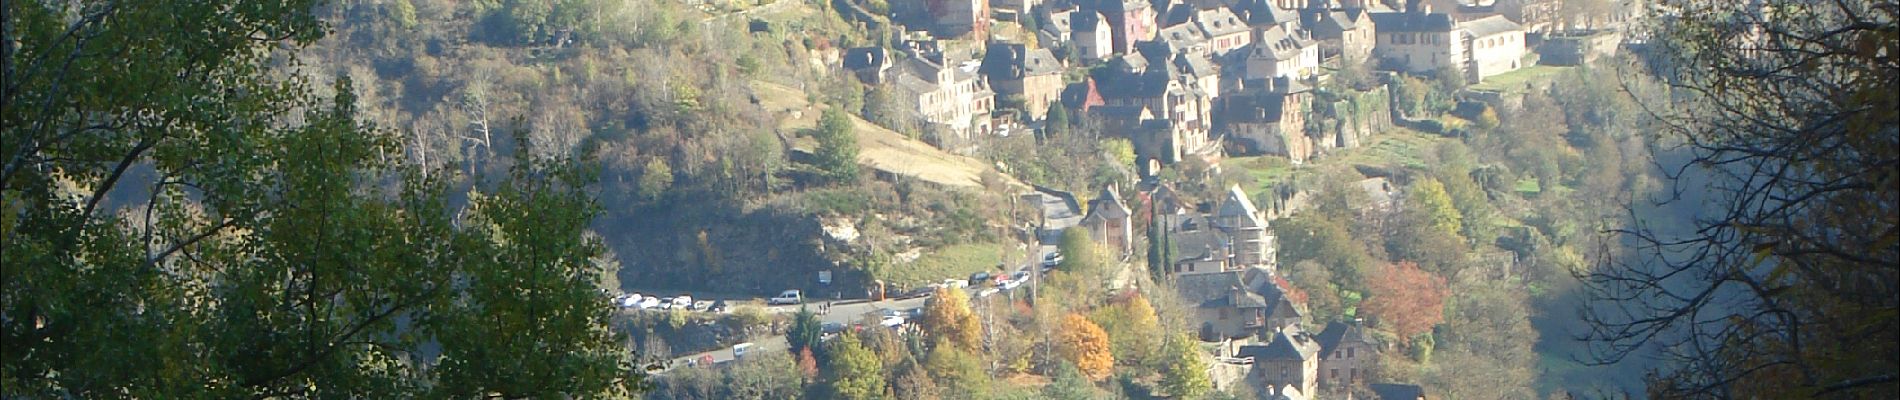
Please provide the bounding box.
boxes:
[1173,266,1303,341]
[1240,327,1323,397]
[1079,185,1134,256]
[1315,320,1378,388]
[981,43,1068,120]
[1219,76,1313,162]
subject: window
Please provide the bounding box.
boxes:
[1331,369,1338,380]
[1348,347,1355,358]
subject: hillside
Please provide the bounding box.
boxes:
[752,80,1027,190]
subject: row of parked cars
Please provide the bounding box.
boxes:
[614,293,728,313]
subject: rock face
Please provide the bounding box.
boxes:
[609,203,845,297]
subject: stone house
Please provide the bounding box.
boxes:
[981,43,1068,120]
[1097,61,1216,164]
[1460,14,1526,82]
[1493,0,1560,34]
[1215,185,1277,270]
[1301,2,1377,64]
[1368,4,1462,74]
[1244,25,1320,80]
[1040,2,1079,43]
[842,47,894,85]
[1088,0,1159,55]
[1079,186,1134,256]
[1174,266,1303,341]
[1315,320,1377,388]
[1370,3,1524,82]
[1072,11,1116,60]
[1240,327,1322,397]
[891,54,996,138]
[1219,77,1313,162]
[1237,0,1304,32]
[1193,7,1255,56]
[924,0,990,38]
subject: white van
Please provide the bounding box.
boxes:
[768,290,803,305]
[732,342,756,360]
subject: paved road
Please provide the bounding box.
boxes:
[659,245,1061,372]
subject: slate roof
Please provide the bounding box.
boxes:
[1369,383,1426,400]
[1073,11,1105,33]
[1061,78,1106,111]
[1087,186,1131,219]
[1173,268,1245,304]
[1175,53,1219,79]
[1220,89,1295,124]
[1367,10,1455,33]
[982,43,1065,79]
[1315,320,1371,358]
[1250,26,1312,61]
[1251,328,1321,361]
[1194,7,1250,37]
[1239,0,1301,27]
[1216,185,1264,225]
[1462,14,1523,38]
[842,47,889,70]
[1170,229,1231,265]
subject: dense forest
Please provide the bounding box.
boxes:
[4,0,1893,398]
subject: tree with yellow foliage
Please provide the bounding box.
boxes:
[1056,313,1114,380]
[922,287,983,352]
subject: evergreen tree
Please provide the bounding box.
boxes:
[789,306,823,357]
[823,333,886,400]
[813,106,860,184]
[1159,333,1213,399]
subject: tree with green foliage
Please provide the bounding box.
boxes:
[1056,227,1107,274]
[639,157,675,201]
[924,345,988,397]
[814,105,861,184]
[1043,361,1104,400]
[725,350,806,400]
[1406,178,1463,238]
[823,332,885,400]
[1158,333,1213,399]
[1045,102,1071,137]
[789,306,823,358]
[0,0,644,396]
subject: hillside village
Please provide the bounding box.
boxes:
[884,0,1629,395]
[633,0,1648,398]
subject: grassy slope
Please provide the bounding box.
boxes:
[891,242,1010,287]
[1470,64,1574,93]
[752,80,1028,190]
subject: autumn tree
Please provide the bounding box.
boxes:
[922,287,983,352]
[1056,313,1115,380]
[1090,293,1161,367]
[823,332,885,400]
[1158,333,1213,399]
[1390,178,1470,276]
[1362,262,1448,345]
[1582,1,1900,397]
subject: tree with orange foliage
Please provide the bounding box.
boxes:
[1361,261,1448,344]
[1056,313,1115,380]
[1273,275,1309,306]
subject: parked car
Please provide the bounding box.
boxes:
[1042,252,1064,268]
[968,272,992,286]
[655,297,675,310]
[768,290,803,305]
[672,295,694,310]
[942,278,969,289]
[637,297,662,309]
[732,342,755,360]
[707,299,729,313]
[619,294,644,308]
[998,277,1023,291]
[906,307,925,320]
[822,322,846,335]
[878,309,906,327]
